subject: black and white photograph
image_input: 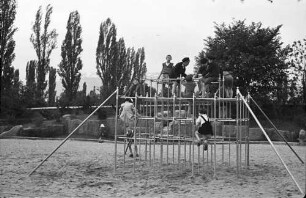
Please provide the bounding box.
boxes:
[0,0,306,197]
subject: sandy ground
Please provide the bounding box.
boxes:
[0,138,305,197]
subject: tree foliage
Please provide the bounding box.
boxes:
[129,47,147,84]
[30,4,57,104]
[288,38,306,105]
[0,0,18,115]
[197,20,289,103]
[58,11,83,103]
[96,18,118,99]
[48,67,56,106]
[24,60,37,107]
[96,18,147,100]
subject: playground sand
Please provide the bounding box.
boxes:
[0,139,305,197]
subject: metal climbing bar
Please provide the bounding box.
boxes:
[115,77,249,179]
[28,89,118,176]
[237,90,304,195]
[249,95,304,164]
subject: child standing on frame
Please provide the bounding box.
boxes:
[158,55,174,97]
[195,108,213,150]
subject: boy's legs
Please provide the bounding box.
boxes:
[203,77,218,97]
[128,141,139,157]
[195,131,201,141]
[195,131,203,146]
[128,142,133,156]
[203,135,211,150]
[127,118,139,157]
[161,74,169,97]
[198,77,204,97]
[172,81,177,96]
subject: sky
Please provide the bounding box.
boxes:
[13,0,306,83]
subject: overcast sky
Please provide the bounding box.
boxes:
[14,0,306,81]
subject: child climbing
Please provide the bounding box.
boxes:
[195,108,213,150]
[119,98,139,157]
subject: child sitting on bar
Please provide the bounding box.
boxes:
[182,74,196,98]
[182,74,196,117]
[195,108,213,150]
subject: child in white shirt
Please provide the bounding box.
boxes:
[195,109,213,150]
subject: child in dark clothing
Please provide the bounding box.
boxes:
[195,109,213,150]
[182,74,196,98]
[182,75,196,117]
[169,57,190,96]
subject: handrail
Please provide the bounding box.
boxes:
[28,89,118,176]
[249,95,304,164]
[237,90,304,195]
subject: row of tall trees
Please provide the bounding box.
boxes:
[0,0,20,116]
[0,1,148,118]
[25,6,84,108]
[1,1,304,118]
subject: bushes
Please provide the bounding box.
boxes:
[293,114,306,128]
[20,124,65,137]
[40,109,61,122]
[32,111,44,127]
[97,108,108,120]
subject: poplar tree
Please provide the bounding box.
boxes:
[0,0,17,113]
[96,18,147,99]
[30,4,57,105]
[58,11,83,103]
[96,18,117,99]
[48,67,56,106]
[25,60,37,107]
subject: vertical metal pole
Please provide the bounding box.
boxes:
[184,137,187,167]
[123,138,126,167]
[153,93,157,168]
[178,100,181,167]
[114,88,119,173]
[242,95,246,168]
[198,144,200,173]
[236,87,240,176]
[149,104,152,166]
[173,95,176,164]
[221,75,225,164]
[202,141,205,169]
[149,80,153,166]
[207,143,209,164]
[214,93,217,178]
[160,98,163,167]
[167,97,169,165]
[178,75,182,167]
[218,74,221,117]
[192,93,195,176]
[210,144,213,167]
[157,79,159,97]
[133,94,137,173]
[229,101,231,166]
[138,98,141,162]
[189,141,192,164]
[239,95,242,170]
[145,99,148,162]
[246,93,250,167]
